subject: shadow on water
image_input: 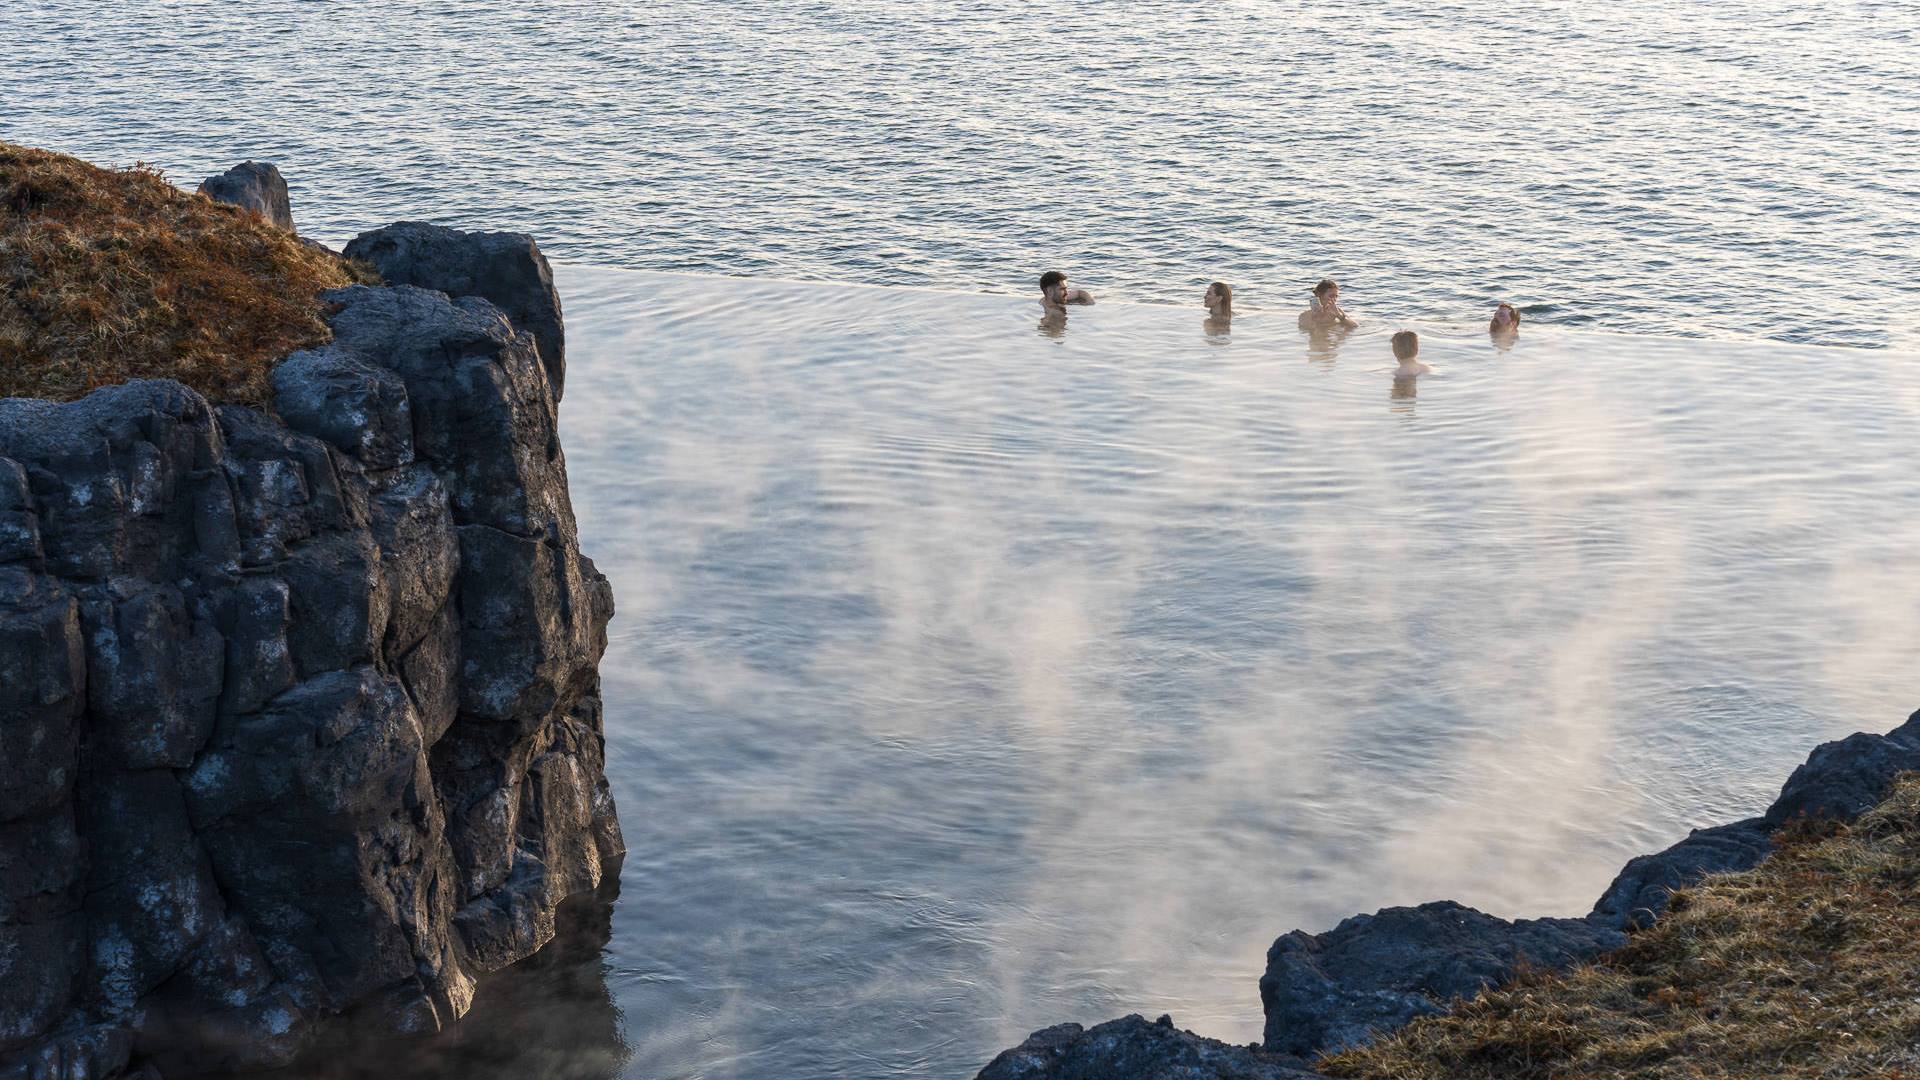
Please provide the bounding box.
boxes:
[222,875,629,1080]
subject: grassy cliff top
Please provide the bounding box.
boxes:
[1323,775,1920,1079]
[0,141,373,406]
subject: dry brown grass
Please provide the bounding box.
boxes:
[0,140,375,405]
[1321,775,1920,1080]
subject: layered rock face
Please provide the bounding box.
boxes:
[0,230,620,1078]
[979,709,1920,1078]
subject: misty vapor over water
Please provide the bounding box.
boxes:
[556,269,1920,1078]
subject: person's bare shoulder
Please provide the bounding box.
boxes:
[1066,288,1095,306]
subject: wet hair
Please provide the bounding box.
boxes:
[1208,281,1233,309]
[1490,302,1522,331]
[1391,330,1419,361]
[1040,270,1066,294]
[1313,278,1339,299]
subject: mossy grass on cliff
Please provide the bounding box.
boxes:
[0,140,375,405]
[1322,775,1920,1079]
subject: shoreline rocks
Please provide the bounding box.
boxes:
[979,708,1920,1078]
[0,219,619,1078]
[1258,902,1625,1058]
[977,1015,1324,1080]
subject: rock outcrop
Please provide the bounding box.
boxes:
[979,709,1920,1077]
[1586,817,1772,930]
[343,222,566,400]
[196,162,293,232]
[0,229,619,1078]
[978,1015,1327,1080]
[1258,902,1624,1057]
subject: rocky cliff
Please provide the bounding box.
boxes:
[0,218,622,1079]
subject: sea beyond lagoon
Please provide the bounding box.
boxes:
[4,0,1917,348]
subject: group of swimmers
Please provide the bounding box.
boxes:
[1038,269,1526,389]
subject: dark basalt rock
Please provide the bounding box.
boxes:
[342,222,567,400]
[1587,817,1773,930]
[196,162,294,232]
[1765,709,1920,826]
[978,1015,1327,1080]
[1259,901,1624,1057]
[0,259,619,1078]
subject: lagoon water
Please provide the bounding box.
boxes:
[4,0,1918,348]
[531,268,1919,1079]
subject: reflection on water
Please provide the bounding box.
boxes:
[539,268,1916,1079]
[231,880,627,1080]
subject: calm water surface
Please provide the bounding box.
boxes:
[4,0,1918,346]
[546,269,1917,1078]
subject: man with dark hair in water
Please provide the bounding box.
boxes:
[1039,270,1095,312]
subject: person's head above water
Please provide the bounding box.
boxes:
[1313,278,1340,306]
[1039,269,1093,308]
[1205,281,1233,316]
[1490,302,1521,331]
[1391,330,1420,362]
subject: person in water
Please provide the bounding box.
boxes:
[1298,278,1358,331]
[1489,302,1521,334]
[1039,270,1095,312]
[1203,281,1232,334]
[1391,330,1432,381]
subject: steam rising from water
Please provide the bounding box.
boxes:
[556,269,1920,1078]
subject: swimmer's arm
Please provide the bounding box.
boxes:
[1065,288,1095,305]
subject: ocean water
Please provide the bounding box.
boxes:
[542,268,1916,1078]
[3,0,1918,347]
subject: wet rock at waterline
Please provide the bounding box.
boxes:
[1258,902,1625,1057]
[1586,817,1773,930]
[0,266,619,1077]
[978,1015,1329,1080]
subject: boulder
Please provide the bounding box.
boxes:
[978,1015,1327,1080]
[343,222,566,399]
[1259,901,1625,1058]
[196,162,293,232]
